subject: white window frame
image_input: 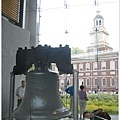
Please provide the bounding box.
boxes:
[86,73,90,76]
[73,64,77,70]
[93,62,97,70]
[102,78,107,86]
[101,61,106,70]
[101,72,106,75]
[93,72,98,75]
[110,61,115,69]
[110,71,115,75]
[94,77,98,86]
[110,77,115,86]
[79,63,83,71]
[79,73,84,76]
[86,63,90,70]
[86,78,90,86]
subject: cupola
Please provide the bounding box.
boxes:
[94,10,104,28]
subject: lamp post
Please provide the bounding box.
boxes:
[90,62,92,92]
[95,28,99,92]
[64,0,69,45]
[115,59,118,94]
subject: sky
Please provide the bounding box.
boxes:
[37,0,119,51]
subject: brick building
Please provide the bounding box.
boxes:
[58,10,119,94]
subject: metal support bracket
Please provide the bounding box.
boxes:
[9,72,15,120]
[73,69,79,120]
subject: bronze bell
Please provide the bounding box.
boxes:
[11,69,71,120]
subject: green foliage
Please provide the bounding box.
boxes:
[61,93,118,115]
[61,95,70,108]
[71,47,85,54]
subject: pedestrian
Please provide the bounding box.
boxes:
[16,80,26,107]
[78,85,88,119]
[65,85,74,117]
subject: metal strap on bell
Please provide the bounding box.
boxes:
[12,68,71,120]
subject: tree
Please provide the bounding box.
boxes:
[71,47,85,55]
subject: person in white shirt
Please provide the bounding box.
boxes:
[16,80,25,107]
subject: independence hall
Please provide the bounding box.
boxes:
[57,11,119,94]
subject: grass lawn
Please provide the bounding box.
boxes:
[61,93,118,114]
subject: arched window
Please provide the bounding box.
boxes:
[102,78,107,86]
[110,78,115,86]
[96,20,98,26]
[99,20,101,25]
[94,77,98,86]
[86,78,90,86]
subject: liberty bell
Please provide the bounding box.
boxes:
[12,45,73,120]
[12,68,71,119]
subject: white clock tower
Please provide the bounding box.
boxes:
[87,10,113,52]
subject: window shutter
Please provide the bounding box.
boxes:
[2,0,19,23]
